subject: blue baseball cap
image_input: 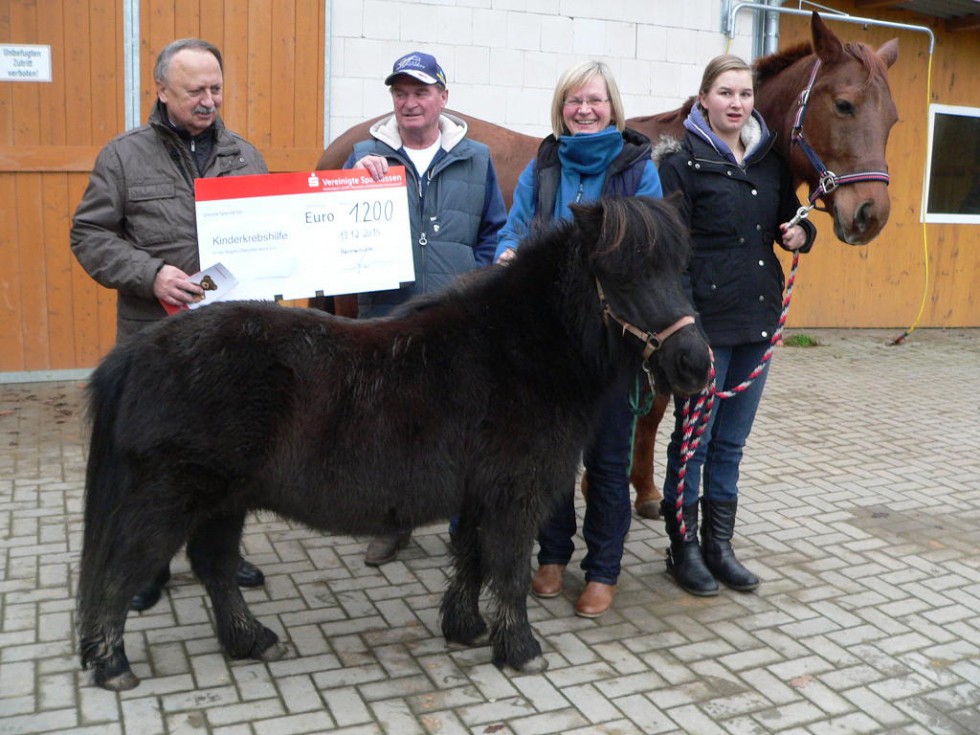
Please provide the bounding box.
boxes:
[385,51,447,88]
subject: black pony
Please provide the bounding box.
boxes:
[76,196,711,691]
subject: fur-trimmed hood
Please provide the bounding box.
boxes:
[652,134,684,165]
[683,104,769,166]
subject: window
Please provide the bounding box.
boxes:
[922,104,980,224]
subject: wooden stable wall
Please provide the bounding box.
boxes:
[775,3,979,329]
[0,0,325,373]
[1,2,977,375]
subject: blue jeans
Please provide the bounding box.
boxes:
[537,387,633,585]
[664,341,771,506]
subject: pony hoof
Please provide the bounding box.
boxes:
[470,630,491,647]
[516,655,549,674]
[447,630,491,648]
[635,500,662,519]
[258,642,286,662]
[242,627,285,662]
[254,627,285,662]
[94,668,140,691]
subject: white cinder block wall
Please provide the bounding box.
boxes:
[326,0,757,144]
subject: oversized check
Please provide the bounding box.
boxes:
[195,167,414,301]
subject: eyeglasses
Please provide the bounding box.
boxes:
[563,97,610,109]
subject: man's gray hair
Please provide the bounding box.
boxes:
[154,39,223,84]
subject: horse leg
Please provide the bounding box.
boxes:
[186,510,284,663]
[77,513,187,691]
[440,507,489,647]
[631,391,670,519]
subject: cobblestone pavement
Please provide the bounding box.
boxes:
[1,329,978,735]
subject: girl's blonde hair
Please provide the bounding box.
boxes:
[549,60,626,138]
[698,54,754,98]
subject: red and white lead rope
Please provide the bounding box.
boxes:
[672,250,801,535]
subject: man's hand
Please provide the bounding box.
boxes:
[354,155,389,181]
[496,248,517,265]
[153,264,205,306]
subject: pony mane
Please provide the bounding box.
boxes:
[587,197,690,286]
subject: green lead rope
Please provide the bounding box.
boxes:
[624,370,654,476]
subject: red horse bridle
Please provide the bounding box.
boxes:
[595,279,695,363]
[789,59,891,224]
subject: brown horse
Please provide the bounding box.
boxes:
[315,11,899,518]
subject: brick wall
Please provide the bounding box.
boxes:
[325,0,755,141]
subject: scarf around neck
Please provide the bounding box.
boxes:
[553,126,624,221]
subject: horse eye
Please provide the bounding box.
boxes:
[835,99,855,116]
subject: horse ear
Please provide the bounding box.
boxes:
[811,11,845,63]
[877,38,899,69]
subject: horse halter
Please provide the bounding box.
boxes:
[788,58,891,225]
[595,279,695,363]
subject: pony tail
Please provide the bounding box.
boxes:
[76,348,134,647]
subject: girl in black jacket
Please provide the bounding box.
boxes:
[658,54,815,597]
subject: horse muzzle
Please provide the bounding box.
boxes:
[831,182,891,245]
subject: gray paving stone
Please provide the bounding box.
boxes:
[2,329,979,733]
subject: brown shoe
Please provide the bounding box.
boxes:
[531,564,565,598]
[575,581,616,618]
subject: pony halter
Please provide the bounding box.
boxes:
[789,58,891,225]
[595,279,694,363]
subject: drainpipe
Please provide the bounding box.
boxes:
[323,0,333,146]
[762,0,785,56]
[123,0,140,130]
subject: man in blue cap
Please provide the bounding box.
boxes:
[343,51,506,565]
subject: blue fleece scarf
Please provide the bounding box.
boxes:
[554,126,624,221]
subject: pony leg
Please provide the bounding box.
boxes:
[441,510,489,647]
[77,518,186,691]
[631,392,670,519]
[478,509,547,674]
[186,511,284,663]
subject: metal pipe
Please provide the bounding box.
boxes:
[123,0,140,130]
[323,0,333,146]
[727,2,936,53]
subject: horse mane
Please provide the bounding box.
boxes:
[754,42,811,85]
[843,41,891,88]
[755,40,889,88]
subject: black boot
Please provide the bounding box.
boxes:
[662,500,718,596]
[701,498,760,591]
[130,566,171,612]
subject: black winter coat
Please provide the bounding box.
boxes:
[658,131,815,347]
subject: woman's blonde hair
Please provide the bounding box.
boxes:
[550,60,626,138]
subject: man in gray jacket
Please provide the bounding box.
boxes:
[71,38,267,610]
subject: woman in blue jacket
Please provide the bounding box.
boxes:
[657,54,815,597]
[498,60,663,618]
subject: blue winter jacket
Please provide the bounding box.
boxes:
[496,127,662,261]
[344,113,506,316]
